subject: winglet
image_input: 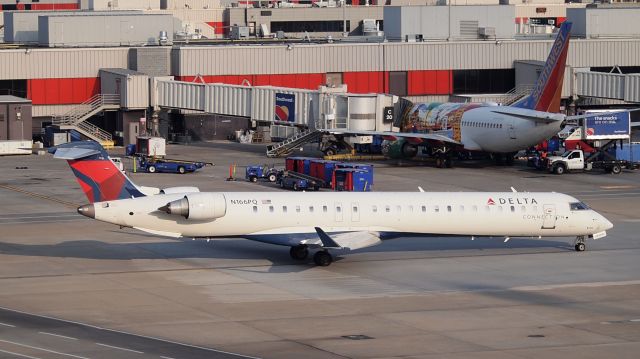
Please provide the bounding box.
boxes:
[314,227,343,249]
[512,21,572,113]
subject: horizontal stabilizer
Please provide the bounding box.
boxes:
[490,110,564,124]
[52,147,101,160]
[314,227,382,250]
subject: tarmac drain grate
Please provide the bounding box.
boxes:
[528,334,545,338]
[342,335,374,340]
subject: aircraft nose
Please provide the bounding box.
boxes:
[77,204,95,219]
[602,217,614,231]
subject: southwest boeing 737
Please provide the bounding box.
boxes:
[53,141,612,266]
[329,21,574,167]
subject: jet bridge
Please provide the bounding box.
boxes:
[574,70,640,103]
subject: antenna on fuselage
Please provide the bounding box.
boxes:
[511,187,517,192]
[418,186,425,192]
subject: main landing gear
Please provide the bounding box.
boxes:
[289,245,334,266]
[574,236,586,252]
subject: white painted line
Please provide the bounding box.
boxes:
[38,332,78,341]
[0,306,260,359]
[0,322,15,328]
[513,279,640,291]
[0,214,79,220]
[95,343,143,354]
[160,356,177,359]
[630,319,640,322]
[0,219,82,225]
[0,348,43,359]
[0,339,89,359]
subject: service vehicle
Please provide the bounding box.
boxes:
[546,149,639,175]
[277,170,323,191]
[245,165,278,183]
[137,157,211,174]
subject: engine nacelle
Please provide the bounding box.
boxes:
[160,186,200,194]
[382,138,418,159]
[159,193,226,220]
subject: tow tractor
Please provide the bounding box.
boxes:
[245,165,279,183]
[546,147,638,175]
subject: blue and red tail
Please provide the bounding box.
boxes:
[52,141,145,203]
[512,22,572,113]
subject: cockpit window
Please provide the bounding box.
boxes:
[570,202,590,211]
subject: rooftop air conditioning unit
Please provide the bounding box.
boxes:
[478,27,496,39]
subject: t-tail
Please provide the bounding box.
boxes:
[512,21,572,113]
[51,141,145,203]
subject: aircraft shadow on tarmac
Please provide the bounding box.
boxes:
[0,233,573,265]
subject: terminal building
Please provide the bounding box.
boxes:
[0,0,638,145]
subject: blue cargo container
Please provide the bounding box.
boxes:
[335,163,374,185]
[333,168,373,192]
[286,156,315,175]
[615,143,640,162]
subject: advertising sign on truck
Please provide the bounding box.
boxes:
[583,111,630,140]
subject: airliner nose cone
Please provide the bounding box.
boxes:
[77,204,95,219]
[604,218,614,231]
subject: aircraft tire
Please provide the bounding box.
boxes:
[313,251,333,266]
[290,245,309,260]
[575,243,586,252]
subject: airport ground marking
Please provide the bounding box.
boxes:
[96,342,144,354]
[0,322,15,327]
[39,332,78,341]
[0,306,260,359]
[0,184,79,208]
[0,339,89,359]
[0,348,43,359]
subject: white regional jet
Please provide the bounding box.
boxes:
[328,21,574,168]
[54,141,612,266]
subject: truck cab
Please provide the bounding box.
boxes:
[547,150,585,174]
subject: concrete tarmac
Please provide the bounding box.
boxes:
[0,142,639,359]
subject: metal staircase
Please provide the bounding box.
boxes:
[501,84,536,106]
[51,94,120,147]
[266,129,322,158]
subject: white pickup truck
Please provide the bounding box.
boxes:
[546,149,638,175]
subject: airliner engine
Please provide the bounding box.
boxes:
[382,138,418,159]
[159,193,226,220]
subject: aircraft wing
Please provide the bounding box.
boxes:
[314,227,382,250]
[326,129,462,146]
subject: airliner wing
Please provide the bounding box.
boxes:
[315,227,382,250]
[326,129,462,146]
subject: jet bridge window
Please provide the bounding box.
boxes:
[570,202,590,211]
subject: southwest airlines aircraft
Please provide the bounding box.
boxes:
[54,141,612,266]
[331,22,573,167]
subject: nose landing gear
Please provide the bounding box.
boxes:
[574,236,586,252]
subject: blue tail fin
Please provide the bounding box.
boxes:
[512,22,572,113]
[52,141,145,203]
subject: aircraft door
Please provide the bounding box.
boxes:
[351,202,360,222]
[335,202,343,222]
[508,119,517,140]
[542,204,556,229]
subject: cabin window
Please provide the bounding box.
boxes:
[459,205,464,212]
[353,206,358,213]
[497,206,503,212]
[485,206,490,212]
[309,206,314,213]
[269,206,274,213]
[336,206,342,213]
[372,205,378,213]
[472,205,478,212]
[282,206,287,213]
[323,205,328,212]
[434,206,440,213]
[385,205,391,213]
[447,205,452,212]
[296,205,301,213]
[396,205,402,213]
[408,205,414,212]
[421,205,426,212]
[253,206,258,213]
[510,206,515,212]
